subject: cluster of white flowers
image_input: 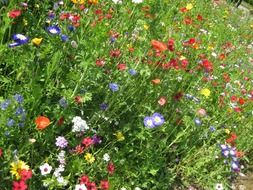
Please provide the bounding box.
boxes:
[112,0,143,4]
[54,151,66,178]
[75,184,87,190]
[72,116,89,132]
[103,153,110,162]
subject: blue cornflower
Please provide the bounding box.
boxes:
[100,103,108,110]
[129,69,137,76]
[7,118,15,127]
[144,116,155,128]
[59,97,68,108]
[1,99,11,110]
[15,107,25,115]
[47,25,61,34]
[61,34,69,42]
[231,161,240,172]
[68,25,75,32]
[152,113,165,126]
[209,126,216,132]
[14,94,24,103]
[110,37,116,43]
[109,83,119,92]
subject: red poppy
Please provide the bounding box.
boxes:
[8,9,22,18]
[197,14,203,21]
[107,162,115,175]
[87,182,97,190]
[110,49,121,57]
[184,16,193,25]
[151,40,167,52]
[57,117,64,126]
[117,63,127,71]
[35,116,50,130]
[167,38,175,52]
[173,92,184,101]
[238,97,245,105]
[100,180,109,190]
[0,148,2,158]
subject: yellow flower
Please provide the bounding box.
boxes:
[23,19,28,26]
[88,0,98,4]
[114,131,125,141]
[71,0,85,4]
[186,3,193,10]
[179,56,186,61]
[32,38,43,46]
[200,88,210,98]
[143,24,149,30]
[84,153,95,163]
[225,129,230,134]
[10,160,30,179]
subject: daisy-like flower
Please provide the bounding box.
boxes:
[75,184,87,190]
[47,25,61,35]
[10,160,30,179]
[39,163,52,175]
[84,153,95,163]
[152,113,165,126]
[215,183,223,190]
[143,116,155,128]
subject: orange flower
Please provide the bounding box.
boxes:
[152,79,161,85]
[151,40,167,52]
[35,116,50,130]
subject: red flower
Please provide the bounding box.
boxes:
[75,96,83,104]
[151,40,167,52]
[167,38,175,52]
[107,162,115,175]
[74,144,84,154]
[12,181,27,190]
[230,95,237,102]
[35,116,50,130]
[80,175,90,185]
[158,96,167,106]
[184,16,193,25]
[201,59,213,73]
[173,92,184,101]
[197,14,203,21]
[236,151,244,158]
[87,182,97,190]
[110,49,121,58]
[96,59,105,67]
[0,148,2,158]
[20,169,32,182]
[117,64,127,71]
[57,117,64,126]
[238,97,245,105]
[100,180,109,190]
[8,9,22,18]
[82,137,93,148]
[179,7,188,13]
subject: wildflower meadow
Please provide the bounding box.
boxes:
[0,0,253,189]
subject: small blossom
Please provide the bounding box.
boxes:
[47,25,61,34]
[39,163,52,175]
[103,153,110,162]
[109,83,119,92]
[32,38,43,46]
[84,153,95,163]
[55,136,68,148]
[75,184,87,190]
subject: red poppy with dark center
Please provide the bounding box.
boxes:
[8,9,22,18]
[35,116,50,130]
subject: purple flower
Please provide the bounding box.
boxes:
[100,103,108,110]
[15,107,25,115]
[144,116,155,128]
[14,94,24,103]
[194,118,201,126]
[129,69,137,76]
[1,100,11,110]
[152,113,165,126]
[109,83,119,92]
[12,34,29,44]
[55,136,68,149]
[47,25,61,34]
[61,34,69,42]
[231,161,240,172]
[7,118,15,127]
[92,135,102,144]
[59,97,68,108]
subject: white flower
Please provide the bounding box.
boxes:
[40,163,52,175]
[57,176,68,186]
[215,183,224,190]
[75,184,87,190]
[72,116,89,132]
[132,0,143,3]
[103,153,110,162]
[112,0,122,3]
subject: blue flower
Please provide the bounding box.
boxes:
[1,99,11,110]
[61,34,69,42]
[110,37,116,43]
[152,112,165,126]
[9,34,29,47]
[14,94,24,103]
[209,126,216,132]
[68,25,75,32]
[7,118,15,127]
[47,25,61,34]
[231,161,240,172]
[15,107,25,115]
[100,103,108,110]
[109,83,119,92]
[59,97,68,108]
[129,69,137,76]
[144,116,155,128]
